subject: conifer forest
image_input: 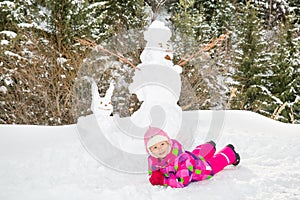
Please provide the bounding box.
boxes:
[0,0,299,125]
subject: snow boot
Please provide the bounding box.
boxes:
[208,140,216,149]
[226,144,240,166]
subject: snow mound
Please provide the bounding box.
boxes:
[0,110,300,200]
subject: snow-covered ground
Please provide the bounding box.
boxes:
[0,110,300,200]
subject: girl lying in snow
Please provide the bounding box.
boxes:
[144,127,240,188]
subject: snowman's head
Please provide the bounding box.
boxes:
[144,20,171,45]
[97,98,113,112]
[91,81,114,116]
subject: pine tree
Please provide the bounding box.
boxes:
[264,14,300,123]
[231,2,271,111]
[0,1,16,31]
[167,0,236,109]
[195,0,236,38]
[230,1,300,123]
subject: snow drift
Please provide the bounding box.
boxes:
[0,110,300,200]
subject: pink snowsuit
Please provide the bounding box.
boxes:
[144,127,237,188]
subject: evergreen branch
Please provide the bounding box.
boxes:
[177,32,231,67]
[74,37,140,70]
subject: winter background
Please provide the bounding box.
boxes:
[1,0,299,125]
[1,1,300,200]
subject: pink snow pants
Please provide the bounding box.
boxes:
[192,142,236,174]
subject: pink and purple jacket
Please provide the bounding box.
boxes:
[144,127,214,188]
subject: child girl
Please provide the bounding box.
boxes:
[144,127,240,188]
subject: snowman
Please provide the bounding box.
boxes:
[128,20,183,139]
[90,78,114,118]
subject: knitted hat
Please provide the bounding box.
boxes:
[144,127,172,157]
[147,134,169,149]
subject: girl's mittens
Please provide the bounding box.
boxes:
[149,170,165,186]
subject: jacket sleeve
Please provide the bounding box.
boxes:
[148,156,154,175]
[161,154,193,188]
[163,173,185,188]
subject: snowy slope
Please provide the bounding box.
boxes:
[0,110,300,200]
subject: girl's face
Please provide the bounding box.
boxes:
[149,141,170,159]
